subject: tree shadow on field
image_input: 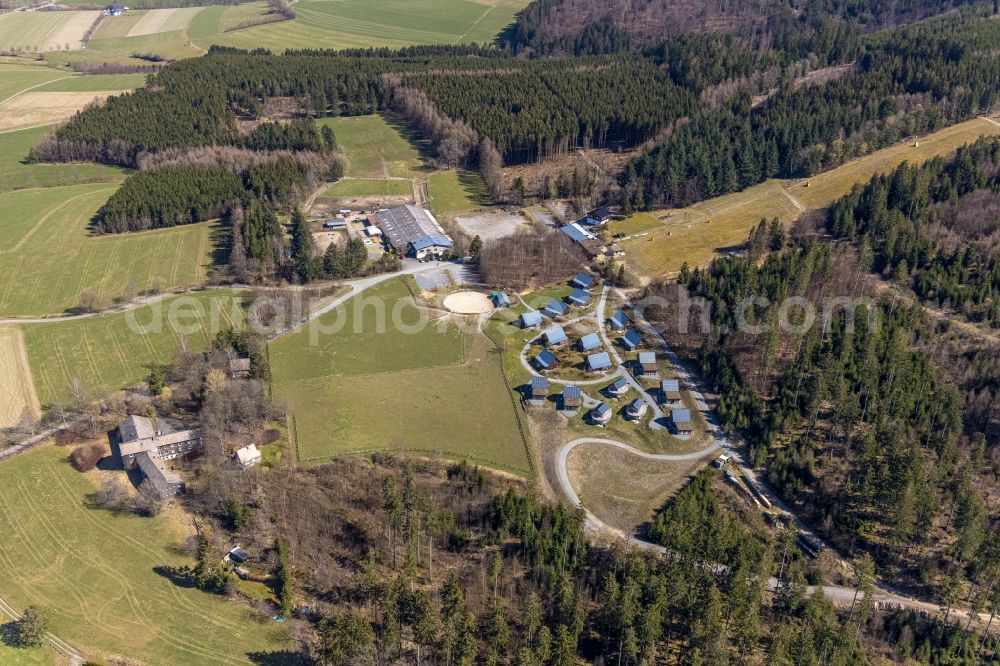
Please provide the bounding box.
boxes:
[247,649,312,665]
[0,620,24,648]
[152,565,197,589]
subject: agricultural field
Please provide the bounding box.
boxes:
[0,640,56,666]
[0,326,40,429]
[620,114,1000,279]
[0,10,100,53]
[427,169,491,217]
[0,185,217,318]
[323,179,413,198]
[0,445,294,665]
[0,127,127,194]
[22,289,245,406]
[196,0,532,53]
[270,278,531,474]
[318,114,424,180]
[0,91,119,132]
[0,61,71,105]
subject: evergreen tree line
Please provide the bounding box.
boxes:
[619,15,1000,210]
[829,137,1000,324]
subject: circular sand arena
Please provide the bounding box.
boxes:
[443,291,494,314]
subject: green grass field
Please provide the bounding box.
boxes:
[324,179,413,197]
[0,445,293,665]
[427,169,490,216]
[0,62,70,104]
[318,114,423,179]
[0,126,127,194]
[195,0,531,53]
[22,290,244,406]
[0,641,54,666]
[621,114,1000,278]
[0,185,218,317]
[31,73,148,92]
[0,10,100,53]
[270,278,531,473]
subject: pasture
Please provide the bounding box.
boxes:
[0,91,118,132]
[620,114,1000,278]
[0,10,100,53]
[0,127,126,194]
[0,445,294,665]
[317,114,423,180]
[324,179,413,197]
[22,290,245,406]
[0,641,55,666]
[196,0,532,53]
[427,169,491,217]
[0,184,217,317]
[0,61,70,105]
[270,278,531,474]
[0,326,40,429]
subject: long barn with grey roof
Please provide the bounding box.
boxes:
[374,205,453,260]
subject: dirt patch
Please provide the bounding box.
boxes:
[443,290,493,314]
[0,326,41,428]
[454,210,533,241]
[566,442,705,532]
[127,7,200,37]
[0,91,115,131]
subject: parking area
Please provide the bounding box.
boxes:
[454,210,533,241]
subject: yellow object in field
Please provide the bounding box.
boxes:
[805,181,812,187]
[914,141,919,147]
[647,236,654,241]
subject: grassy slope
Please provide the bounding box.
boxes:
[0,63,69,104]
[22,290,244,406]
[620,115,1000,278]
[0,446,293,665]
[318,114,423,179]
[427,169,490,216]
[0,11,99,52]
[0,642,55,666]
[270,278,531,473]
[0,126,126,194]
[0,185,217,317]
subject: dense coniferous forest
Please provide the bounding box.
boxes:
[829,137,1000,324]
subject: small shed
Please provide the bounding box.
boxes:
[544,325,567,346]
[606,377,629,397]
[620,330,642,351]
[661,379,682,404]
[227,546,250,564]
[578,332,601,352]
[234,444,261,469]
[590,402,612,425]
[533,350,556,371]
[493,292,511,308]
[562,386,582,411]
[626,398,648,420]
[608,310,629,330]
[520,311,543,329]
[638,351,658,378]
[567,289,591,307]
[530,376,549,403]
[671,408,693,434]
[587,352,612,372]
[571,272,594,290]
[544,299,568,318]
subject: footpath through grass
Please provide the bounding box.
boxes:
[270,278,531,474]
[0,445,293,665]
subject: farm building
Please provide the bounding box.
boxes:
[323,220,348,229]
[584,207,613,226]
[105,4,127,15]
[561,386,582,412]
[661,379,682,405]
[492,292,511,308]
[626,398,648,420]
[637,351,659,379]
[567,289,591,307]
[606,377,629,398]
[117,415,200,498]
[620,330,642,351]
[544,299,568,318]
[560,222,596,243]
[608,310,629,330]
[529,376,549,405]
[544,325,567,346]
[374,205,452,260]
[520,311,543,328]
[671,408,694,434]
[533,350,556,371]
[571,272,594,290]
[587,352,612,372]
[578,332,602,352]
[234,444,262,470]
[229,357,251,380]
[590,402,612,425]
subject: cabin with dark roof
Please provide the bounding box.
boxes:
[606,377,629,398]
[590,402,612,425]
[571,272,594,290]
[543,325,567,346]
[561,386,582,413]
[626,398,648,420]
[619,330,642,351]
[520,311,543,328]
[586,206,613,225]
[661,379,682,405]
[608,310,629,330]
[577,332,601,352]
[637,351,659,379]
[671,408,694,434]
[533,350,556,371]
[544,299,568,318]
[529,376,549,405]
[587,352,612,372]
[567,289,591,307]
